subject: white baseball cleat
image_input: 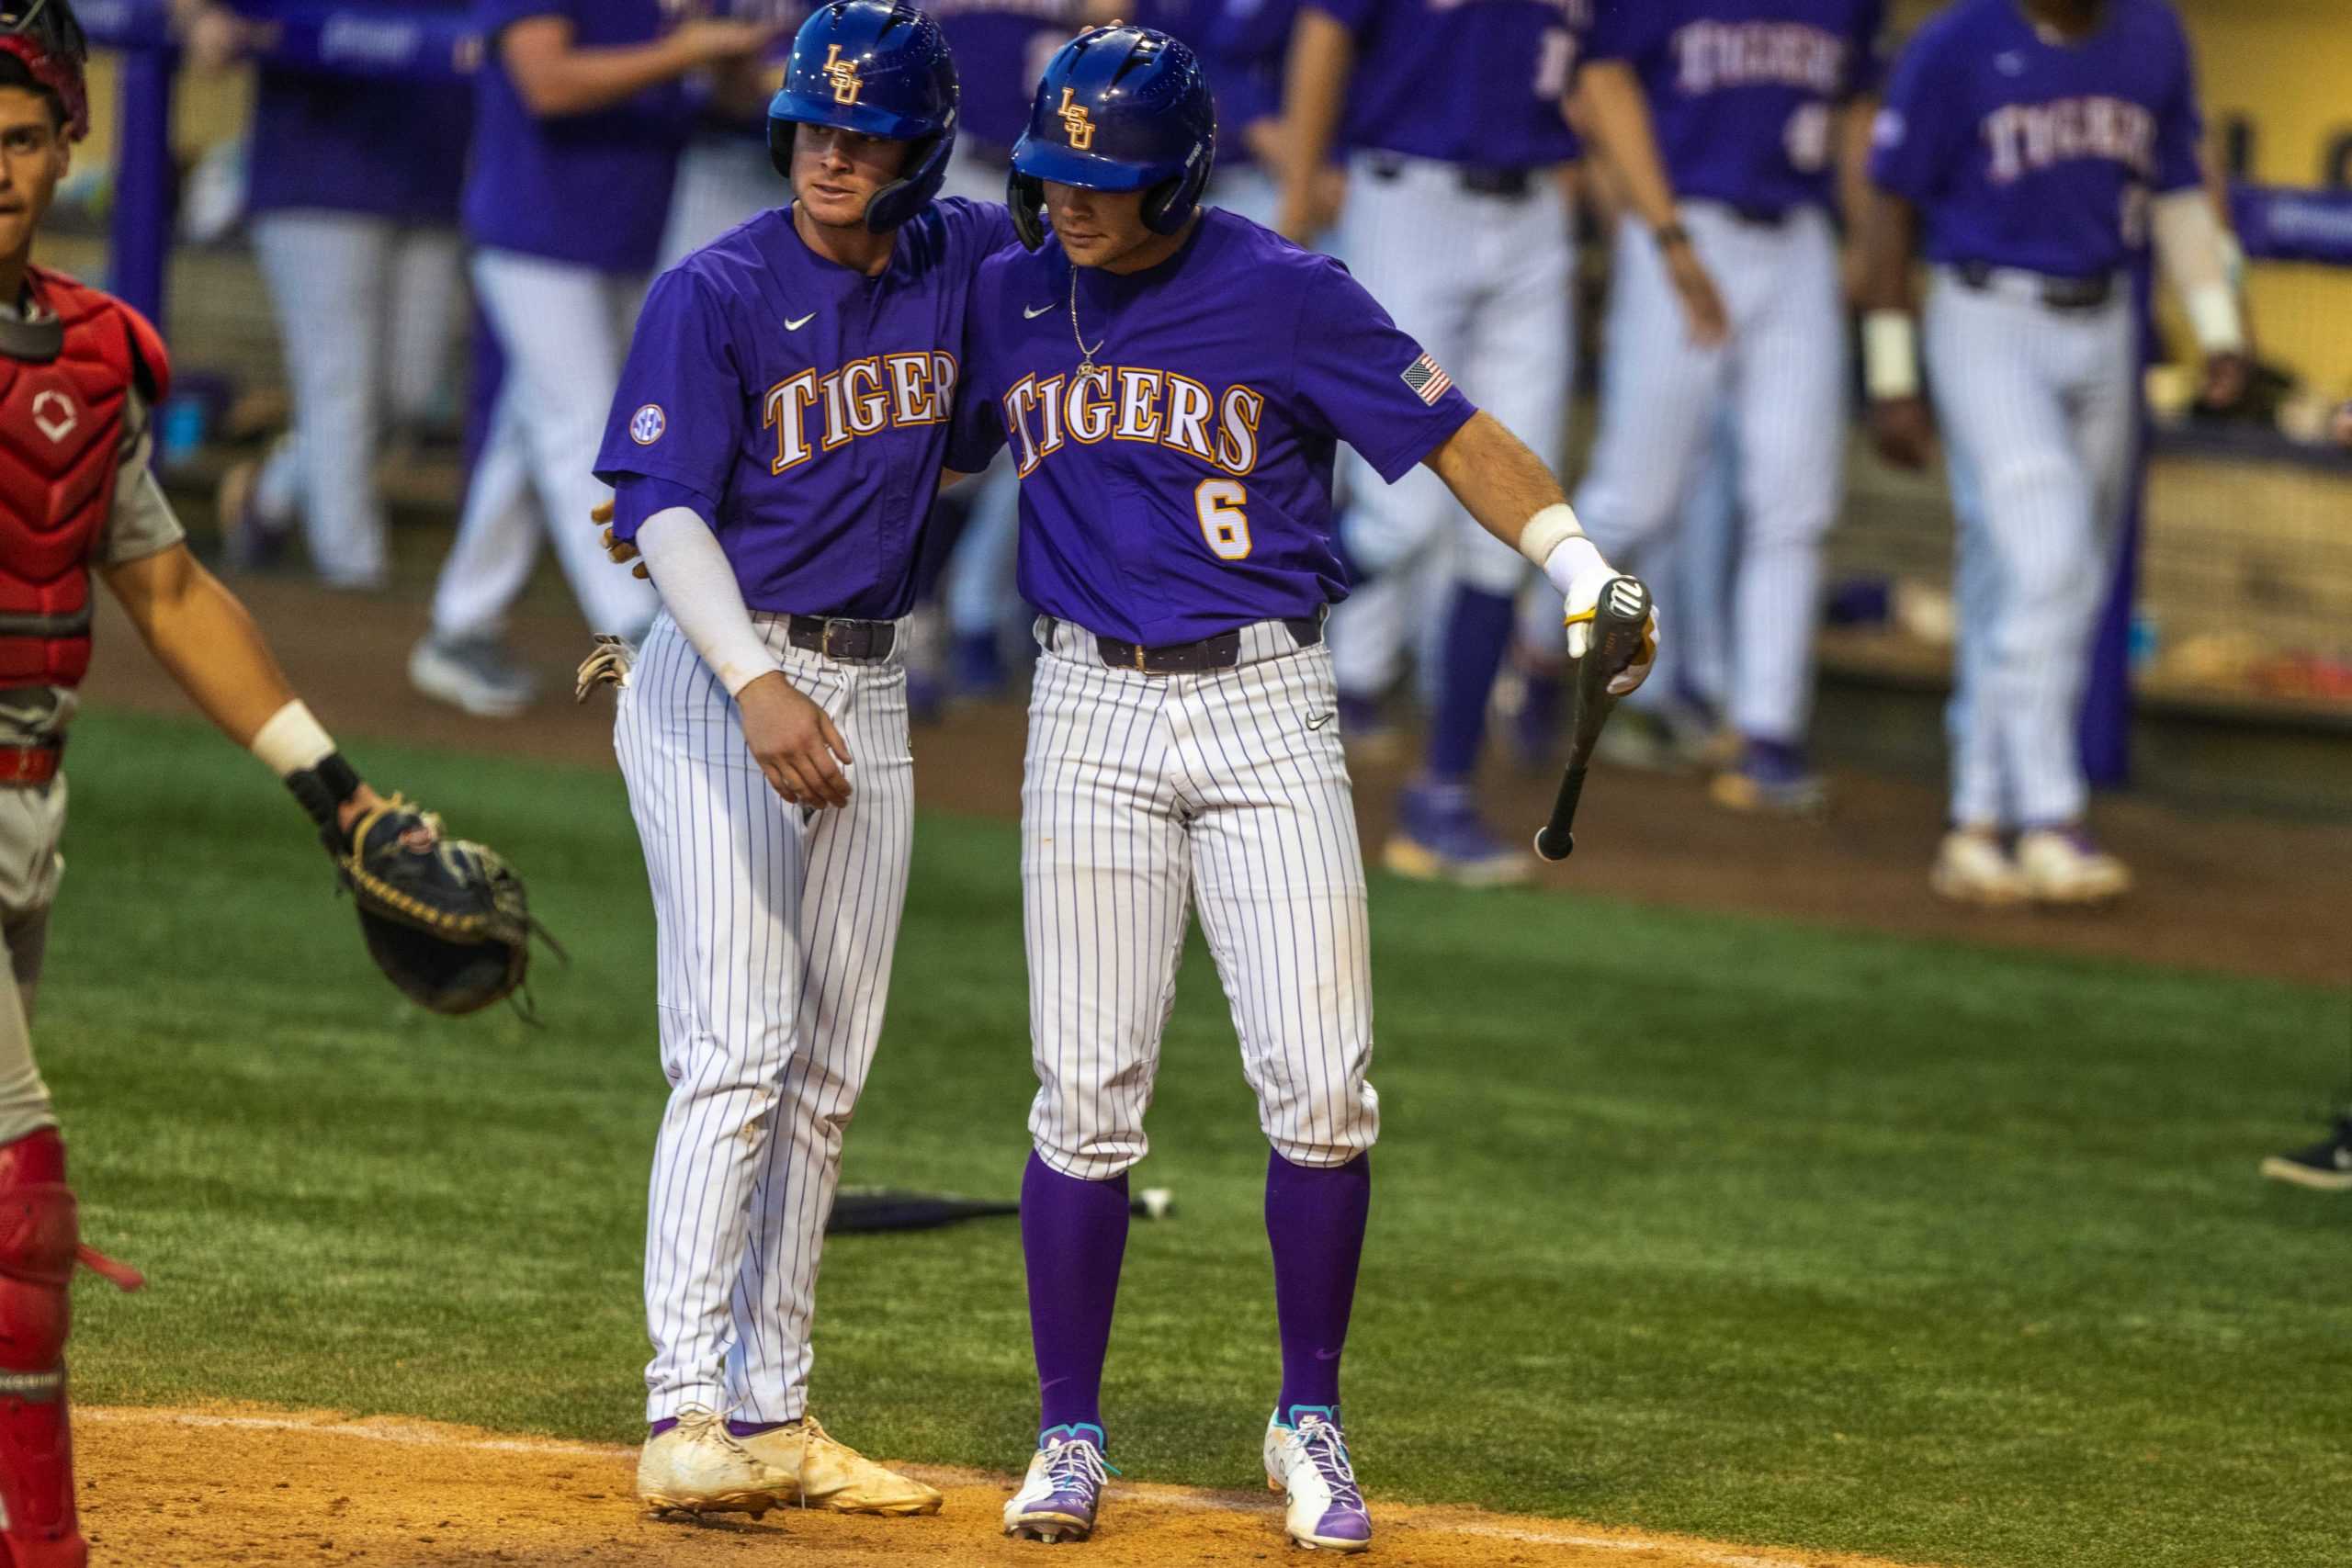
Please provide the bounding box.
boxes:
[1929,828,2031,907]
[637,1408,797,1519]
[737,1414,943,1515]
[1003,1422,1113,1543]
[2015,828,2132,906]
[1264,1408,1372,1553]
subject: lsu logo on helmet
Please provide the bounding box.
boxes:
[1057,86,1095,150]
[823,43,863,105]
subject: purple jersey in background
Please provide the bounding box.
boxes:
[1871,0,2203,277]
[594,197,1017,618]
[464,0,701,271]
[931,0,1081,155]
[1590,0,1886,219]
[1309,0,1590,169]
[951,211,1478,646]
[235,0,474,223]
[1125,0,1295,168]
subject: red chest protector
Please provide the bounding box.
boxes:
[0,265,170,687]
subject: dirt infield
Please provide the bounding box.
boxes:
[81,573,2352,988]
[78,1404,1929,1568]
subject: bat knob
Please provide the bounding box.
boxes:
[1532,827,1573,863]
[1136,1187,1174,1221]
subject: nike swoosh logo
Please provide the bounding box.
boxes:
[786,312,817,331]
[1306,712,1335,730]
[1314,1348,1341,1361]
[1023,303,1056,320]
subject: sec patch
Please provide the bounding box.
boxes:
[629,403,667,446]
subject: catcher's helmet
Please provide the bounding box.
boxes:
[1009,24,1216,251]
[768,0,958,233]
[0,0,88,142]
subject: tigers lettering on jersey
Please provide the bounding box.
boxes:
[763,352,959,471]
[998,364,1265,479]
[1674,20,1848,96]
[1984,96,2156,185]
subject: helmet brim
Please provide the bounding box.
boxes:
[768,87,936,144]
[1009,134,1169,194]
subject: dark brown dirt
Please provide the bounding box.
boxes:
[82,571,2351,988]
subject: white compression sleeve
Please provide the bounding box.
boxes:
[635,506,781,696]
[2151,189,2247,354]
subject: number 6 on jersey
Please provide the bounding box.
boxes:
[1194,478,1252,560]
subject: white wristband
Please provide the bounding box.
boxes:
[1517,502,1586,571]
[1539,535,1607,599]
[249,699,336,778]
[2182,281,2246,355]
[1863,310,1921,401]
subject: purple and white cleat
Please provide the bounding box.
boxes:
[1004,1422,1114,1544]
[1264,1407,1372,1553]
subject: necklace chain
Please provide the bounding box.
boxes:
[1069,266,1104,372]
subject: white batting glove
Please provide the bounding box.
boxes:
[1545,537,1659,697]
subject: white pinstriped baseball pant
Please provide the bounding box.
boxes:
[616,610,916,1424]
[1023,617,1379,1180]
[1924,267,2138,829]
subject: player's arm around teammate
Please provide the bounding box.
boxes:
[962,27,1653,1554]
[590,0,1015,1524]
[1857,0,2247,904]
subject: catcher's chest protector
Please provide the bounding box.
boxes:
[0,267,166,688]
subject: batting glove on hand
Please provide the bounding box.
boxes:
[1548,537,1659,697]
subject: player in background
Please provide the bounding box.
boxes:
[594,0,1011,1519]
[953,27,1653,1550]
[1571,1,1883,813]
[0,6,415,1557]
[1280,0,1592,887]
[658,0,808,267]
[407,0,781,718]
[178,0,471,592]
[1861,0,2247,903]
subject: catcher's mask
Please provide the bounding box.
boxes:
[0,0,88,143]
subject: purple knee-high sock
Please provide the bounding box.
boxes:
[1266,1151,1372,1422]
[1022,1150,1131,1437]
[1426,586,1518,781]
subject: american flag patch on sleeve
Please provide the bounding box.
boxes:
[1400,352,1453,405]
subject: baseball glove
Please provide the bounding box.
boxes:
[328,795,559,1017]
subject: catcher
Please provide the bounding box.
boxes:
[0,4,541,1561]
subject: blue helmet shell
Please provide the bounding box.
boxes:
[1008,24,1216,249]
[768,1,959,232]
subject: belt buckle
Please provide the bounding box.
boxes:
[1130,642,1149,673]
[819,618,854,660]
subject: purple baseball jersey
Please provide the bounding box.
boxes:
[1590,0,1886,218]
[594,197,1020,618]
[930,1,1080,153]
[949,211,1479,646]
[463,0,700,271]
[1870,0,2203,277]
[1308,0,1590,170]
[236,0,473,223]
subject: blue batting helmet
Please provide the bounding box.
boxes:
[1008,24,1216,251]
[768,1,958,233]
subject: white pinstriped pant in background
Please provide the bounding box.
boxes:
[1573,205,1847,747]
[1023,618,1378,1180]
[616,610,916,1423]
[1924,268,2137,829]
[1326,155,1573,702]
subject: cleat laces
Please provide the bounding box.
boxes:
[1295,1416,1366,1516]
[1043,1435,1116,1498]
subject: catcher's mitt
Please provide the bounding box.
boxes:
[329,795,560,1017]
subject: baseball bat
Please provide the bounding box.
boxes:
[1532,576,1653,863]
[827,1186,1174,1235]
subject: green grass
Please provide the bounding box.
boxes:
[46,707,2351,1567]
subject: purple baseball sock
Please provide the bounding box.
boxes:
[1427,585,1517,780]
[1265,1150,1371,1421]
[1022,1150,1131,1437]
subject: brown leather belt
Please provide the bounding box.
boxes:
[784,615,897,663]
[1088,616,1324,675]
[1958,261,2115,310]
[0,739,64,787]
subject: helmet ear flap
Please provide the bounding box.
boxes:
[865,128,954,231]
[1009,169,1049,250]
[1140,146,1213,235]
[768,118,796,181]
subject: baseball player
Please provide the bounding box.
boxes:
[1861,0,2247,903]
[950,27,1653,1550]
[593,1,1012,1519]
[1571,0,1885,812]
[0,6,440,1558]
[408,0,782,718]
[182,0,471,593]
[1281,0,1593,887]
[659,1,812,268]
